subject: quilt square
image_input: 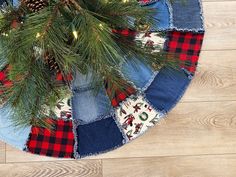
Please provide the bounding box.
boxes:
[144,66,191,112]
[115,95,163,140]
[166,31,204,73]
[72,71,112,124]
[75,116,124,157]
[105,79,136,107]
[26,119,74,158]
[171,0,204,31]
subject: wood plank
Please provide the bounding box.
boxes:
[181,50,236,102]
[85,101,236,159]
[0,141,5,163]
[203,1,236,50]
[103,154,236,177]
[8,101,236,161]
[0,160,102,177]
[6,145,70,163]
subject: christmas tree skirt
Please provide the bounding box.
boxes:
[0,0,205,159]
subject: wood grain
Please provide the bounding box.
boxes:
[202,2,236,50]
[0,160,102,177]
[5,145,69,163]
[87,101,236,159]
[0,142,5,163]
[0,1,236,177]
[181,50,236,102]
[103,154,236,177]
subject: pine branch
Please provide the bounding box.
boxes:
[0,0,179,129]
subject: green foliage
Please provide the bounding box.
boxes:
[0,0,177,128]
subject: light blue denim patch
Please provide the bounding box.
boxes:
[144,67,192,112]
[0,106,31,150]
[168,0,204,31]
[72,71,113,124]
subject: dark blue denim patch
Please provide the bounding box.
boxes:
[170,0,204,31]
[75,116,124,156]
[145,67,191,112]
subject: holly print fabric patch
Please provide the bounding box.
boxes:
[116,95,164,140]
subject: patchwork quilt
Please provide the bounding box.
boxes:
[0,0,205,158]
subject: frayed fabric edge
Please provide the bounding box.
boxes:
[165,0,205,33]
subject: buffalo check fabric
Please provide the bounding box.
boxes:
[165,31,204,73]
[138,0,159,6]
[26,119,74,158]
[0,65,13,95]
[112,29,137,38]
[105,80,137,107]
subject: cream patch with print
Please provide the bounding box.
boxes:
[116,95,163,140]
[53,97,72,119]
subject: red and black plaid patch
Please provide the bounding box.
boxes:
[105,80,136,107]
[166,31,204,73]
[112,29,137,38]
[138,0,158,6]
[0,65,13,95]
[26,119,75,158]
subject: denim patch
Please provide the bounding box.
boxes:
[145,67,191,112]
[169,0,204,31]
[72,88,112,124]
[121,59,154,90]
[75,116,124,157]
[149,0,171,31]
[0,106,31,150]
[72,71,113,124]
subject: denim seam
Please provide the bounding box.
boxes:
[165,0,205,32]
[72,119,80,159]
[74,92,166,159]
[113,112,130,143]
[140,71,160,92]
[165,69,193,112]
[75,141,125,159]
[71,85,115,125]
[73,114,126,159]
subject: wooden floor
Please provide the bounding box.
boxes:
[1,1,236,176]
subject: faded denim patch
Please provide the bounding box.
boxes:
[169,0,204,31]
[144,67,191,112]
[121,59,154,90]
[72,71,113,124]
[0,106,31,150]
[149,0,171,31]
[75,116,124,157]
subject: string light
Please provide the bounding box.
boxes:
[36,32,41,38]
[73,30,78,39]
